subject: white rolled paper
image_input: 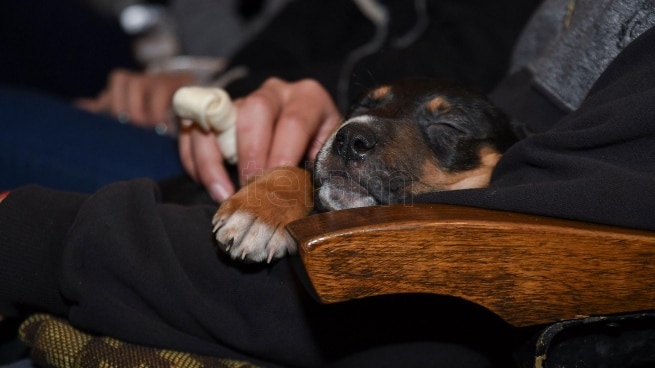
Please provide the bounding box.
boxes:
[172,86,238,164]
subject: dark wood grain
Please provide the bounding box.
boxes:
[287,204,655,327]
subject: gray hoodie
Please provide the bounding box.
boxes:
[511,0,655,111]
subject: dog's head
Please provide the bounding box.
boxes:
[314,78,516,211]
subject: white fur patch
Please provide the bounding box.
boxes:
[214,211,296,263]
[317,184,377,211]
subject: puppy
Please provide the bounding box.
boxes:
[212,78,516,263]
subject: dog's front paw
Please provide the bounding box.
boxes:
[212,167,314,263]
[212,203,295,263]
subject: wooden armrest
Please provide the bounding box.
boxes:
[286,204,655,327]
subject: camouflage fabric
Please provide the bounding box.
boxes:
[19,314,259,368]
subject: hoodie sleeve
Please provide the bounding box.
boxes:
[0,185,88,316]
[0,180,349,367]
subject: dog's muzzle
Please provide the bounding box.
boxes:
[314,119,381,211]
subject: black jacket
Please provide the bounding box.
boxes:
[224,0,540,110]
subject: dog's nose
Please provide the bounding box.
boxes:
[333,124,377,161]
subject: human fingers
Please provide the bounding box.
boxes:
[148,72,197,124]
[123,73,150,126]
[178,120,198,180]
[105,69,133,121]
[234,79,285,185]
[306,104,342,161]
[188,127,235,202]
[266,79,341,168]
[103,69,155,126]
[74,90,111,114]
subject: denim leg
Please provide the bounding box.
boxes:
[0,87,184,192]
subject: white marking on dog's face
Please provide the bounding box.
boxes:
[317,184,377,210]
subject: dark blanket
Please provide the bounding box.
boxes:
[417,26,655,232]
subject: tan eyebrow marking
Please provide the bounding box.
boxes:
[369,85,391,100]
[426,96,451,114]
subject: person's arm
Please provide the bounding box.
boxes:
[76,70,198,128]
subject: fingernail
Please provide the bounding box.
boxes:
[209,183,230,202]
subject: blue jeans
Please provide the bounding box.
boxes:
[0,87,184,192]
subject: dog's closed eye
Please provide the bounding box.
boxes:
[425,122,464,155]
[424,117,483,172]
[427,121,466,135]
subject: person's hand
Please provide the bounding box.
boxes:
[76,69,198,128]
[178,77,341,202]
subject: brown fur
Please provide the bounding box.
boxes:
[212,167,313,262]
[415,147,502,193]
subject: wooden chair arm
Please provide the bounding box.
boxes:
[286,204,655,327]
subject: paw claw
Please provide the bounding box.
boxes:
[216,236,233,254]
[212,218,224,233]
[212,187,302,263]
